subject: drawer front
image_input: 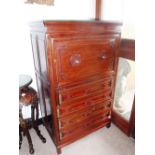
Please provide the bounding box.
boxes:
[54,37,117,83]
[58,90,112,117]
[58,76,113,105]
[58,104,111,141]
[59,117,110,141]
[58,100,111,128]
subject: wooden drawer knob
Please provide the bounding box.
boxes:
[99,51,107,60]
[70,54,81,67]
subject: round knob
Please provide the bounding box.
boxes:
[99,51,107,60]
[70,54,81,67]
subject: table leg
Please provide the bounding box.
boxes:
[19,126,22,149]
[31,103,46,143]
[20,109,34,154]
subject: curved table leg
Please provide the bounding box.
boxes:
[20,109,34,154]
[19,126,22,149]
[24,126,34,154]
[31,103,46,143]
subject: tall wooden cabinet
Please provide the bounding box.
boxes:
[30,21,122,154]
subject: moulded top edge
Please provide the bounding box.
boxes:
[29,20,122,27]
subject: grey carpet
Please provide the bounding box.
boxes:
[19,123,135,155]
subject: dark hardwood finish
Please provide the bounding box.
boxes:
[95,0,102,20]
[30,21,122,154]
[129,97,135,138]
[120,39,135,61]
[112,97,135,136]
[112,110,129,135]
[112,39,135,137]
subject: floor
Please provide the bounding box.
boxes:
[19,123,135,155]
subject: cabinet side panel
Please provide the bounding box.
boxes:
[46,35,62,145]
[30,32,52,129]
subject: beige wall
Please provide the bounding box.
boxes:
[122,23,135,39]
[101,0,135,39]
[121,0,135,39]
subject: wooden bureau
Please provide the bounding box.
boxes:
[30,20,122,154]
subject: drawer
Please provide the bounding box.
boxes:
[58,91,112,117]
[59,112,110,141]
[58,100,111,128]
[54,37,117,83]
[58,76,113,104]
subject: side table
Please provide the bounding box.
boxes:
[19,74,46,154]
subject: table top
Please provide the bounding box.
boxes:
[19,74,32,89]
